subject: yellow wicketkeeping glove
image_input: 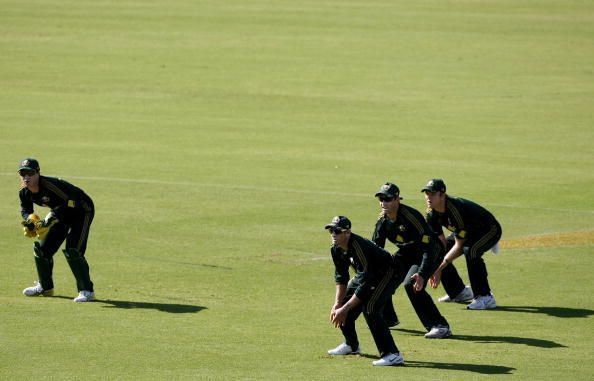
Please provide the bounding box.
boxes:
[34,213,58,240]
[21,214,40,238]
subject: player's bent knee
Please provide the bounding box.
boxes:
[33,241,48,259]
[63,248,83,260]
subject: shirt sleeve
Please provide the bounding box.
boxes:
[351,240,390,301]
[426,211,443,236]
[19,189,34,220]
[331,247,350,285]
[403,208,434,278]
[418,240,438,279]
[371,218,387,248]
[448,200,467,239]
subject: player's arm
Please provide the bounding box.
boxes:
[430,235,466,288]
[330,248,350,322]
[426,210,446,248]
[438,233,447,249]
[19,191,38,238]
[19,190,35,220]
[371,218,387,248]
[443,200,467,264]
[332,283,347,312]
[342,293,362,312]
[413,239,435,292]
[443,236,465,266]
[407,211,434,278]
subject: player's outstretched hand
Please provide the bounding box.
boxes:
[22,226,37,238]
[21,214,40,238]
[429,270,442,289]
[411,273,425,292]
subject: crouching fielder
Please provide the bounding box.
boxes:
[325,216,404,366]
[422,179,502,310]
[18,158,95,302]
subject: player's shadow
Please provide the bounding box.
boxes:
[98,299,207,313]
[493,305,593,318]
[395,328,566,348]
[404,360,515,375]
[357,354,514,374]
[54,296,206,313]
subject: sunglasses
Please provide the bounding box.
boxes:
[328,228,345,235]
[19,169,37,176]
[378,196,395,202]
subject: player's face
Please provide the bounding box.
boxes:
[424,191,444,211]
[378,196,398,214]
[19,170,39,189]
[329,228,350,248]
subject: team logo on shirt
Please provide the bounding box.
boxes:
[398,225,406,232]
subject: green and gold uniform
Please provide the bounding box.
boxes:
[331,233,401,357]
[426,195,501,298]
[372,204,449,331]
[20,175,95,293]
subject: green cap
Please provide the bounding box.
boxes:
[375,182,402,199]
[18,158,40,173]
[421,178,446,193]
[324,216,352,231]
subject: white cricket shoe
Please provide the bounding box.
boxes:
[425,325,452,339]
[438,285,474,303]
[467,294,496,310]
[23,281,54,297]
[372,353,404,366]
[327,343,360,355]
[73,290,95,302]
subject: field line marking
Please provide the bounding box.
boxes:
[2,172,592,215]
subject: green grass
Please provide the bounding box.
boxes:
[1,1,593,380]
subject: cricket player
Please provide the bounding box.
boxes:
[372,182,451,338]
[18,158,96,302]
[326,216,404,366]
[422,179,502,310]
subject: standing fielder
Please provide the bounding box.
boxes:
[18,158,96,302]
[422,179,502,310]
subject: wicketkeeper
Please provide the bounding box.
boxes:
[18,158,96,302]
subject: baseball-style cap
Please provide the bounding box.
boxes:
[324,216,352,231]
[421,178,446,193]
[375,182,403,199]
[18,158,40,173]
